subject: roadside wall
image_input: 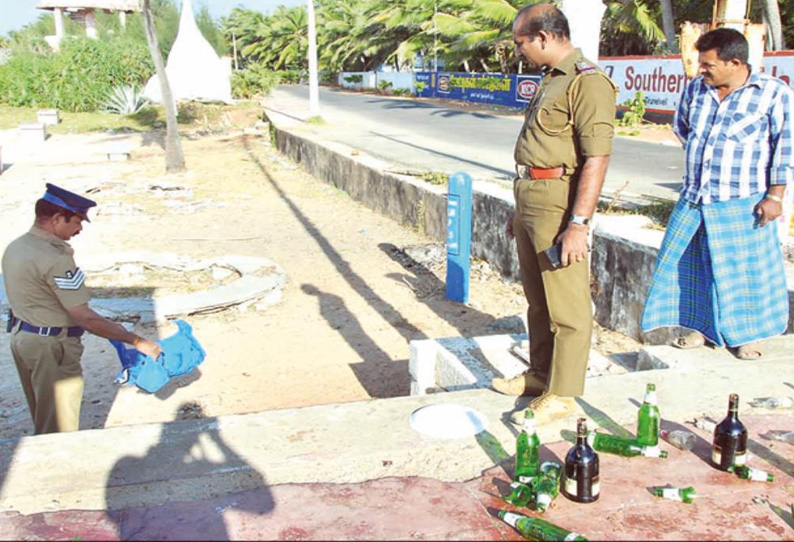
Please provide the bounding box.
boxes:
[271,123,794,343]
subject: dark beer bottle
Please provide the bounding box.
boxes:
[562,418,600,503]
[711,393,748,471]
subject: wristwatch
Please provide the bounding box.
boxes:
[570,214,590,226]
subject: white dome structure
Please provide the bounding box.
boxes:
[144,0,232,104]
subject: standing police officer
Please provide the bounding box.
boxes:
[2,184,162,434]
[491,3,617,425]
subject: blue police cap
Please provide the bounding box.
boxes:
[42,183,97,222]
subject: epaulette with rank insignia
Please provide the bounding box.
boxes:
[575,60,597,74]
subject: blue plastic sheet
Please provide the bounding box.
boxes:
[110,319,206,393]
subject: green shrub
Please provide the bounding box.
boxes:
[101,85,149,114]
[421,171,448,185]
[392,88,412,97]
[343,74,363,85]
[0,37,152,112]
[276,70,301,84]
[377,80,393,92]
[617,91,646,127]
[231,63,280,98]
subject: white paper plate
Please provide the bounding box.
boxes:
[409,403,488,439]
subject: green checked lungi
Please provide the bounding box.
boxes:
[641,195,789,347]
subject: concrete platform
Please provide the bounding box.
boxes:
[1,413,792,540]
[1,346,793,539]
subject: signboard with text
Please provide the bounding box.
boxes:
[600,51,794,115]
[415,72,542,109]
[415,52,794,116]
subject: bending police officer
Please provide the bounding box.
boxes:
[2,184,162,434]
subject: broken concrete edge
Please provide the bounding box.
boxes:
[267,119,794,342]
[408,333,629,397]
[84,253,287,323]
[409,334,529,395]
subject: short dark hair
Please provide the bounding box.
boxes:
[35,199,78,221]
[695,28,748,64]
[515,3,570,41]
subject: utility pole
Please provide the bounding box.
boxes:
[433,0,438,72]
[232,31,238,71]
[307,0,320,117]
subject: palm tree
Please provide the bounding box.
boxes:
[759,0,785,50]
[142,0,185,173]
[235,5,308,70]
[601,0,666,56]
[659,0,676,51]
[317,0,377,71]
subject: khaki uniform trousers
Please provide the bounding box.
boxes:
[10,330,84,434]
[513,176,592,397]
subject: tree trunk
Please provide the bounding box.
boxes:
[142,0,185,174]
[660,0,677,51]
[307,0,320,117]
[761,0,785,50]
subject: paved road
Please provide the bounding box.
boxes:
[264,85,685,202]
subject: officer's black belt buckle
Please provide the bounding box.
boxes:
[17,320,84,338]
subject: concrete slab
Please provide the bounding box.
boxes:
[1,413,791,541]
[2,348,793,517]
[409,333,627,396]
[638,334,794,371]
[36,109,60,126]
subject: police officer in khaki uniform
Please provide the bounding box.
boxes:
[2,184,162,434]
[491,3,617,424]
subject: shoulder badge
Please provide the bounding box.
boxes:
[575,61,597,74]
[54,268,86,290]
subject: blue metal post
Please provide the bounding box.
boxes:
[446,172,472,303]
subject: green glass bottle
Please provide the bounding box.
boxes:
[515,409,541,484]
[498,510,588,541]
[591,432,668,458]
[729,465,774,482]
[534,461,562,512]
[652,486,699,504]
[636,383,661,447]
[503,481,535,507]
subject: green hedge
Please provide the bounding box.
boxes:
[231,63,281,98]
[0,37,153,112]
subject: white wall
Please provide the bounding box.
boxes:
[601,52,794,114]
[338,71,413,91]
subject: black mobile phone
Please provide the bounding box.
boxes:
[542,242,563,269]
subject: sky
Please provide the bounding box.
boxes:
[0,0,304,36]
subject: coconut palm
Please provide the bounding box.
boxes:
[601,0,666,56]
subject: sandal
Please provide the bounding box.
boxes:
[735,342,763,360]
[672,331,706,350]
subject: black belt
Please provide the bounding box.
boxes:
[8,312,84,338]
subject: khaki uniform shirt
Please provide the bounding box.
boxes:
[514,49,617,173]
[2,227,90,327]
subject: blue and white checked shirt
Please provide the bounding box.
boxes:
[674,71,794,204]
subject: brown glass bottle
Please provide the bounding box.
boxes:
[562,418,600,503]
[711,393,748,471]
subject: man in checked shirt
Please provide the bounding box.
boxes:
[641,28,793,360]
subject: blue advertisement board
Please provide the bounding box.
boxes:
[414,72,542,109]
